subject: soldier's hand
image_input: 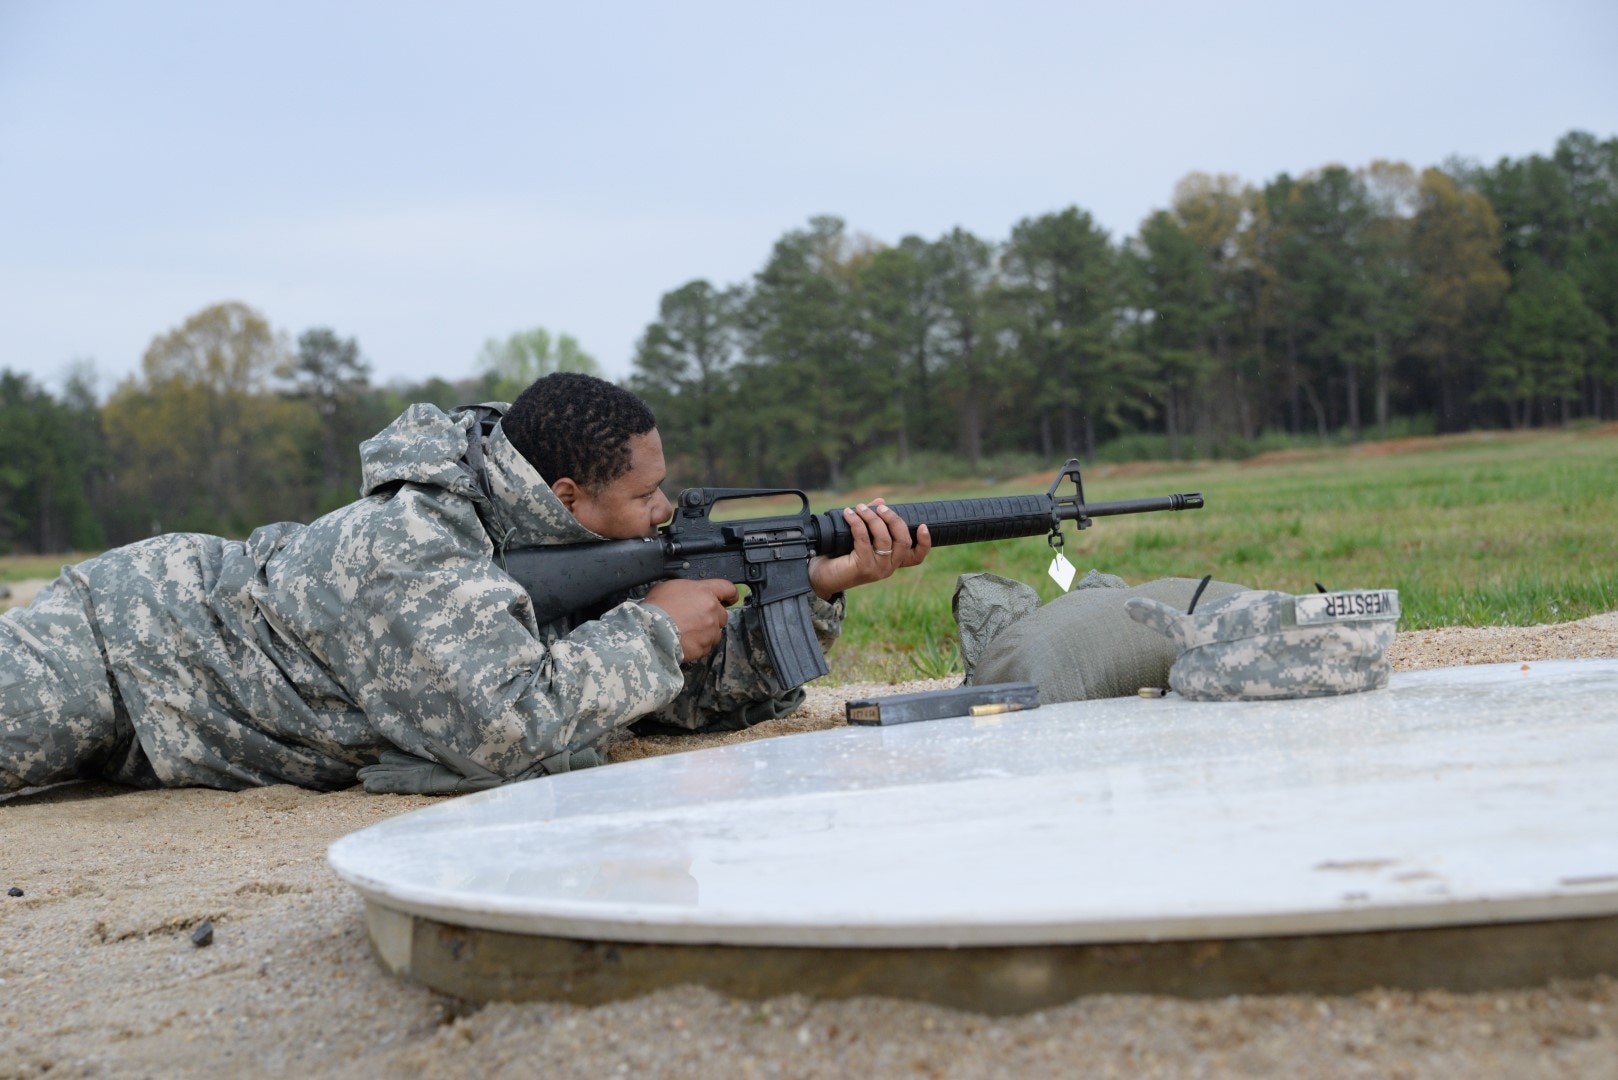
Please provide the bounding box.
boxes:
[809,499,931,600]
[644,579,739,662]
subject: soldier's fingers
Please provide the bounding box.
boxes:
[855,503,895,551]
[842,505,872,549]
[705,579,740,606]
[874,504,911,553]
[871,502,915,576]
[855,506,899,576]
[907,523,932,565]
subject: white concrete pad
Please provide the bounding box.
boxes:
[328,660,1618,948]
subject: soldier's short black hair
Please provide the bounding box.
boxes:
[503,372,657,491]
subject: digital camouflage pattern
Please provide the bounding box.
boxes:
[1124,589,1399,701]
[1,403,839,794]
[0,567,153,791]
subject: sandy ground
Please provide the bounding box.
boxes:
[3,610,1618,1078]
[0,579,47,613]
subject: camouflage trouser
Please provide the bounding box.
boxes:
[0,570,155,793]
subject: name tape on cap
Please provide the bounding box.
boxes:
[1295,589,1400,625]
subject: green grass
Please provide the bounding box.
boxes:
[0,553,84,612]
[820,429,1618,683]
[0,553,81,584]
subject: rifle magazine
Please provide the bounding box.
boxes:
[760,595,830,689]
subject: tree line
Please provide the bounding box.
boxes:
[635,130,1616,490]
[0,313,600,553]
[1,130,1612,555]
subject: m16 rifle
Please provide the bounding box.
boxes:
[501,459,1203,690]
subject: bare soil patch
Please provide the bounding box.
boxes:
[0,578,48,614]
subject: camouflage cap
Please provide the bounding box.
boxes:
[1124,588,1400,701]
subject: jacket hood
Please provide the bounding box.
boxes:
[359,404,480,498]
[479,421,602,548]
[358,403,600,549]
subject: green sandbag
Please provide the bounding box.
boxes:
[954,570,1248,703]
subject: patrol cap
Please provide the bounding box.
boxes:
[1124,588,1400,701]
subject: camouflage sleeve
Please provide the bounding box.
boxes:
[302,491,688,781]
[636,592,845,732]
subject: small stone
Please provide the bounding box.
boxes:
[6,887,21,897]
[191,920,214,947]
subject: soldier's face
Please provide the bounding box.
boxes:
[561,429,673,539]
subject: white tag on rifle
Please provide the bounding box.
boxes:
[1048,552,1077,591]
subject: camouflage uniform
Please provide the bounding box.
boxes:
[1,404,841,794]
[1125,589,1399,700]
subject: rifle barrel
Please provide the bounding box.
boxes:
[1079,492,1205,518]
[813,490,1203,556]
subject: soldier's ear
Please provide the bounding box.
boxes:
[1125,597,1191,651]
[550,477,581,512]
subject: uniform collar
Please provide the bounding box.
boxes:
[479,422,603,549]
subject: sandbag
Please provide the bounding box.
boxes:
[955,571,1249,703]
[1126,588,1400,701]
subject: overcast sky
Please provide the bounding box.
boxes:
[3,0,1614,395]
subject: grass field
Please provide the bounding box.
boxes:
[822,426,1618,682]
[4,427,1615,681]
[0,553,91,586]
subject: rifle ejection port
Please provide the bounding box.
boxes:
[744,542,811,563]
